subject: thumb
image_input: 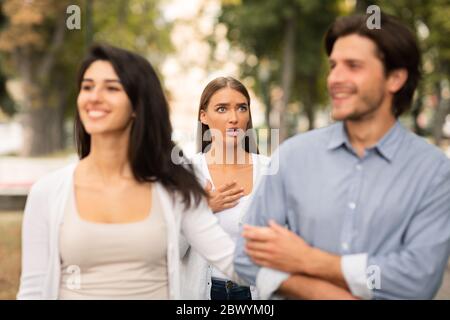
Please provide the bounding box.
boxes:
[205,180,213,192]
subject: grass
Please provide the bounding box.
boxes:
[0,212,22,300]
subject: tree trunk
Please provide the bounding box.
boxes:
[13,6,68,156]
[411,84,425,136]
[305,101,315,131]
[19,101,64,156]
[262,82,271,130]
[258,78,272,151]
[279,16,296,142]
[304,75,317,131]
[85,0,94,48]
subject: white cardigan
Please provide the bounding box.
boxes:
[17,163,239,300]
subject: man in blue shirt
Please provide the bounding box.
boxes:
[234,13,450,299]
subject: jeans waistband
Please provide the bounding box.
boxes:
[211,277,237,289]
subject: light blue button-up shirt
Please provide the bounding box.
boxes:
[235,121,450,299]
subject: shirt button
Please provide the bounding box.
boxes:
[356,164,362,171]
[342,242,349,250]
[348,202,356,210]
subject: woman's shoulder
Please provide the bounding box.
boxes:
[29,162,77,196]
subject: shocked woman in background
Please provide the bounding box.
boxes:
[181,77,270,300]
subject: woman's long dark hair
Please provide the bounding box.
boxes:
[75,44,206,209]
[197,77,259,154]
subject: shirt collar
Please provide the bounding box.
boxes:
[327,121,350,150]
[373,121,405,162]
[327,121,406,162]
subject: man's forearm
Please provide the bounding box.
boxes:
[301,248,349,290]
[277,274,357,300]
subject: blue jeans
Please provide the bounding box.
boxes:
[210,278,252,300]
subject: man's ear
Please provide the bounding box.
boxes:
[199,110,208,125]
[387,68,408,94]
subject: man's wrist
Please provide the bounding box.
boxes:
[300,246,324,276]
[304,248,344,286]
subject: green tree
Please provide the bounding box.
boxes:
[219,0,344,141]
[0,0,172,156]
[356,0,450,143]
[0,0,82,155]
[0,5,14,116]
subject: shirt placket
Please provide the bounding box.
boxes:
[340,155,365,255]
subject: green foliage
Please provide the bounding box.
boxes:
[220,0,450,136]
[220,0,342,132]
[92,0,173,59]
[0,0,174,154]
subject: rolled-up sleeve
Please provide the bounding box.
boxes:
[256,267,290,300]
[341,253,372,299]
[367,159,450,299]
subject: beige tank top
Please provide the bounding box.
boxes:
[58,184,168,299]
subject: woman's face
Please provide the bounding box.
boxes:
[77,60,134,135]
[200,87,250,148]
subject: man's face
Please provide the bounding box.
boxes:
[327,34,389,121]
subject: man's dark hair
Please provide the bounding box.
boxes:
[324,13,421,117]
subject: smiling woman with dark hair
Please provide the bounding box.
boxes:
[17,44,242,300]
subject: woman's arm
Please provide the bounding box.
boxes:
[17,182,51,299]
[180,198,246,285]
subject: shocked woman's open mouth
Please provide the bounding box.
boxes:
[226,128,241,137]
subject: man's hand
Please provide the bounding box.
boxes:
[242,220,313,274]
[243,220,348,290]
[205,180,245,213]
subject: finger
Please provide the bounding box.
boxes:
[246,241,270,252]
[223,192,245,203]
[268,220,289,234]
[222,187,245,198]
[217,181,237,192]
[220,201,239,210]
[205,180,213,192]
[245,247,272,261]
[242,227,276,241]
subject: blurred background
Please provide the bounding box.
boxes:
[0,0,449,299]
